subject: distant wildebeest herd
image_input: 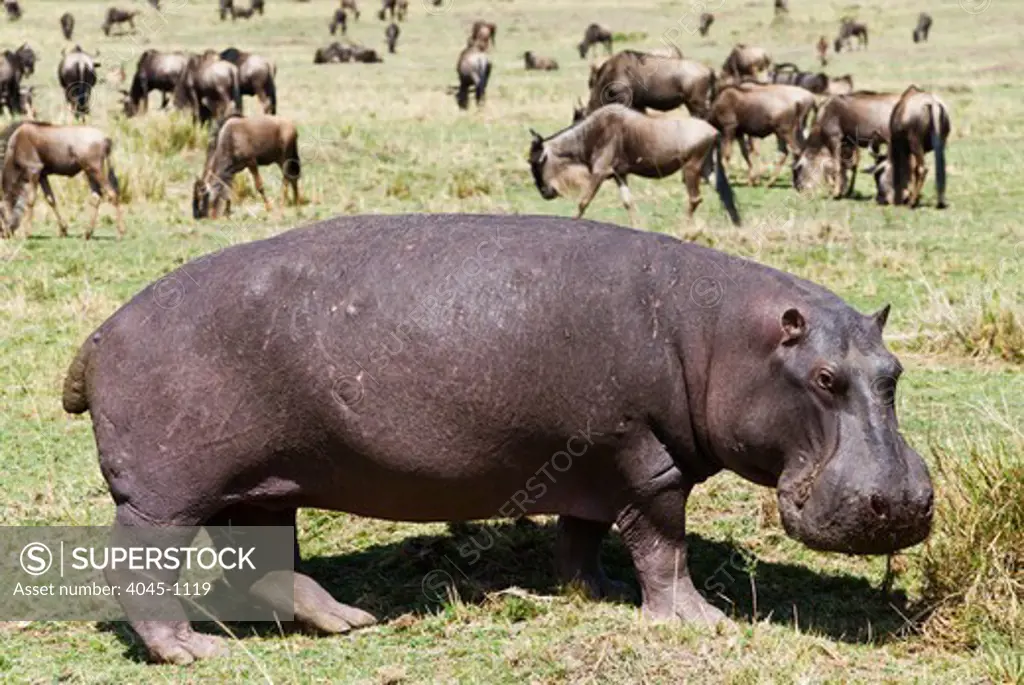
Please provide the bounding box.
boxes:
[0,2,948,240]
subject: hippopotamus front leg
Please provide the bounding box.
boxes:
[613,436,727,626]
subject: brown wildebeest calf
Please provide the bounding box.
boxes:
[883,85,949,208]
[386,23,400,54]
[698,13,714,37]
[0,122,123,239]
[913,13,932,43]
[58,46,100,119]
[523,51,557,71]
[579,23,612,59]
[468,21,496,50]
[193,114,300,219]
[455,44,490,109]
[834,18,868,52]
[791,90,900,198]
[708,83,816,187]
[330,9,347,35]
[722,44,772,80]
[60,12,75,40]
[102,8,137,36]
[528,104,740,226]
[585,51,716,118]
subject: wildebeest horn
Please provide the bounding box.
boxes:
[529,128,542,141]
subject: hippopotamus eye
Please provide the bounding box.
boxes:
[816,369,835,392]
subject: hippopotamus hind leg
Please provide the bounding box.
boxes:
[556,516,633,601]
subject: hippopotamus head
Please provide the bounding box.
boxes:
[707,301,933,554]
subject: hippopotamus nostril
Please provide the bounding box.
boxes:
[922,490,934,517]
[869,493,889,520]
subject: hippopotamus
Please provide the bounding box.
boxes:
[62,214,933,664]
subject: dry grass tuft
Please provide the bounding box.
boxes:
[906,283,1024,363]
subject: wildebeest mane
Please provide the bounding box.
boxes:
[219,47,244,66]
[206,112,243,161]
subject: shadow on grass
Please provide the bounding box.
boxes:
[100,519,918,660]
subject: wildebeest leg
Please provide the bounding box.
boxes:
[556,516,631,600]
[37,176,68,237]
[160,91,169,110]
[842,146,859,198]
[613,177,638,227]
[738,136,759,186]
[615,436,727,626]
[908,138,926,207]
[683,156,704,218]
[21,176,39,238]
[766,129,798,187]
[248,166,272,213]
[575,169,607,220]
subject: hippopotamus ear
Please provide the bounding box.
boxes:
[871,304,891,332]
[780,308,806,345]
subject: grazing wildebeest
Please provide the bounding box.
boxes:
[342,0,360,20]
[770,63,829,95]
[173,52,243,125]
[12,43,34,77]
[791,90,900,197]
[913,13,932,43]
[314,43,348,64]
[708,82,817,186]
[121,50,190,117]
[58,46,100,119]
[219,0,233,20]
[455,44,490,110]
[0,85,34,119]
[0,122,123,239]
[102,8,137,36]
[468,21,497,50]
[377,0,406,21]
[698,13,714,37]
[523,51,557,71]
[193,114,300,219]
[579,23,613,59]
[4,0,21,21]
[386,23,400,54]
[529,104,740,226]
[0,48,29,116]
[722,44,772,80]
[817,36,828,67]
[884,85,949,208]
[330,8,347,35]
[61,212,933,663]
[219,48,277,115]
[585,51,716,119]
[834,18,868,52]
[60,12,75,40]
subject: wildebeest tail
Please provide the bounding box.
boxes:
[62,336,94,414]
[477,60,492,102]
[929,102,946,207]
[713,135,741,226]
[232,71,242,114]
[266,73,277,115]
[284,132,300,181]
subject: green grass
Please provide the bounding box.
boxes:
[0,0,1022,681]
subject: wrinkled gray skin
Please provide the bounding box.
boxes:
[63,214,933,664]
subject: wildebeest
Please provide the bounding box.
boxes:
[330,8,347,35]
[386,23,400,54]
[913,13,932,43]
[722,44,772,80]
[769,63,829,95]
[60,12,75,40]
[529,104,740,226]
[313,42,382,64]
[882,85,949,208]
[708,82,817,187]
[698,13,714,37]
[0,85,34,118]
[58,46,100,119]
[0,48,29,116]
[102,8,138,36]
[834,18,868,52]
[523,51,557,71]
[219,48,277,115]
[193,114,300,219]
[11,43,34,77]
[455,44,490,110]
[774,0,788,14]
[468,21,497,50]
[792,90,900,197]
[219,0,233,20]
[578,23,613,59]
[377,0,407,21]
[121,49,190,117]
[4,0,20,21]
[173,51,243,125]
[0,122,123,239]
[342,0,360,20]
[585,51,716,119]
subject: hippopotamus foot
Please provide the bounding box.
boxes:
[556,516,634,602]
[249,571,378,634]
[133,621,229,665]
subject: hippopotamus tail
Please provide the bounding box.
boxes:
[63,336,94,413]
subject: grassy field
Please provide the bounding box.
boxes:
[0,0,1022,681]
